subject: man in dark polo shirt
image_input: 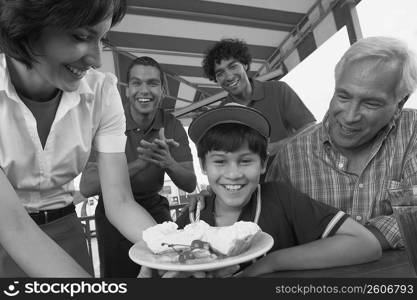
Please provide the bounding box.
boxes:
[202,39,316,161]
[80,56,196,277]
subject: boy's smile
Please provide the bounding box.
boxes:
[223,184,244,191]
[202,143,266,211]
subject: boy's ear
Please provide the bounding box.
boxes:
[199,158,207,174]
[125,86,130,98]
[261,155,269,175]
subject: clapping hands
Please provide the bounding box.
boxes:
[137,128,179,169]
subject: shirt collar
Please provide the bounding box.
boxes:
[320,113,331,144]
[204,189,258,224]
[77,72,94,97]
[125,105,164,132]
[0,54,20,102]
[250,78,265,101]
[239,189,259,222]
[0,53,7,89]
[225,78,265,103]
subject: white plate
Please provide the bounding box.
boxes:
[129,232,274,272]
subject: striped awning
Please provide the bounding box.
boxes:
[103,0,362,119]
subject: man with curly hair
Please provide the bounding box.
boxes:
[202,39,316,161]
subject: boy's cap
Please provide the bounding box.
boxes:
[188,104,271,144]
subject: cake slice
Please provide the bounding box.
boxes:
[201,221,260,256]
[142,220,260,260]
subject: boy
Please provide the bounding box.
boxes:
[177,104,381,276]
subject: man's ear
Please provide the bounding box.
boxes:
[394,94,409,119]
[244,64,249,72]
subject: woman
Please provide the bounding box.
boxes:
[0,0,155,277]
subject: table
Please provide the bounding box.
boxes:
[263,250,415,277]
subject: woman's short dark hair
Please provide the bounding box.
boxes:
[197,123,267,166]
[127,56,165,87]
[0,0,126,68]
[202,38,252,82]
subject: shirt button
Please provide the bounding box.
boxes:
[338,163,344,169]
[358,183,364,188]
[355,215,362,221]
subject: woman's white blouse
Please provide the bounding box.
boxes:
[0,54,126,211]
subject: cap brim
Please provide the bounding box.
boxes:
[188,105,270,144]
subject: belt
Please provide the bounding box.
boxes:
[29,204,75,225]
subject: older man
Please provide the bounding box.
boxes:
[266,36,417,250]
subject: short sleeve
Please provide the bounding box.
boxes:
[277,82,316,131]
[93,73,127,153]
[272,182,348,243]
[168,118,193,163]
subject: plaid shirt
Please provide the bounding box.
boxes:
[266,109,417,248]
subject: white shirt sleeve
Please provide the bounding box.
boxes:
[93,73,126,153]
